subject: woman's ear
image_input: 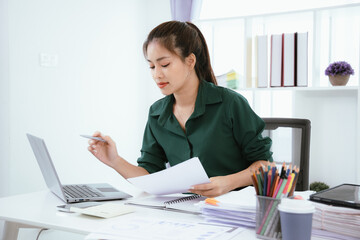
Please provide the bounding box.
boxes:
[185,53,196,69]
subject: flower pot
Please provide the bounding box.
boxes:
[328,75,350,86]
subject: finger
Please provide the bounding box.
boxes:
[93,131,101,137]
[189,189,217,198]
[101,135,114,146]
[191,183,214,191]
[88,146,97,155]
[92,132,112,145]
[201,190,222,198]
[89,136,106,145]
[88,144,96,150]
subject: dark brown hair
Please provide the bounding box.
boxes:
[143,21,217,85]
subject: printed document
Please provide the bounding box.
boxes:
[85,216,243,240]
[127,157,210,195]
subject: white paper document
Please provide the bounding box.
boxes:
[85,216,241,240]
[127,157,210,195]
[70,203,134,218]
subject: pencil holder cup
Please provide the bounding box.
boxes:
[255,195,282,240]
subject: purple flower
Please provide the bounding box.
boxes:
[325,61,355,76]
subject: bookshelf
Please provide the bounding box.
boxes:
[195,3,360,186]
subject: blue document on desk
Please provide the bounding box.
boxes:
[127,157,210,195]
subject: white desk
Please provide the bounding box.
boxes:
[0,190,259,240]
[0,190,328,240]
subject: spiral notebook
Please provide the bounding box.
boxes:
[125,194,206,214]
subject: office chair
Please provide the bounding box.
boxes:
[262,118,311,191]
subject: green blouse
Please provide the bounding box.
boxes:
[137,80,273,177]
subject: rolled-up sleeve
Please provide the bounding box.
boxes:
[230,95,273,163]
[137,121,167,173]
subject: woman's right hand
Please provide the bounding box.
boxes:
[87,131,120,169]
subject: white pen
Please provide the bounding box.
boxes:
[80,134,107,142]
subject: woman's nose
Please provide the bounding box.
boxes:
[153,67,163,79]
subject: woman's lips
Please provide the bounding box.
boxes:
[157,82,169,89]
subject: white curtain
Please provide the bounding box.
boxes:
[170,0,202,22]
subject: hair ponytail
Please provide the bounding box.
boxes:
[185,22,217,85]
[143,21,217,85]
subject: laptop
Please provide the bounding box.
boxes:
[26,133,132,203]
[309,183,360,209]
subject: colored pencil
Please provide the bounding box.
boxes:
[288,167,299,196]
[253,163,302,239]
[251,171,260,195]
[267,170,272,196]
[263,167,268,196]
[280,162,286,178]
[256,170,263,196]
[286,163,292,177]
[269,172,279,197]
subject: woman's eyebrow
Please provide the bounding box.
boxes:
[147,56,171,62]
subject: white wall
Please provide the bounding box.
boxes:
[0,0,170,198]
[293,91,358,187]
[137,0,172,130]
[0,0,10,199]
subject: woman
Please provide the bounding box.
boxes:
[88,21,272,197]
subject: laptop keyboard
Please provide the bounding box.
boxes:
[63,185,104,199]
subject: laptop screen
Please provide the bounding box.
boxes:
[27,133,67,202]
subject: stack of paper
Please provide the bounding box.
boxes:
[312,202,360,239]
[200,186,257,228]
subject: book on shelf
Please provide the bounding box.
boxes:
[282,33,296,87]
[296,32,308,87]
[246,37,253,88]
[256,35,268,88]
[125,193,206,214]
[270,34,283,87]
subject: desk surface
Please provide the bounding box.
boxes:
[0,190,259,239]
[0,189,328,240]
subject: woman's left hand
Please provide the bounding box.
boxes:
[189,176,235,198]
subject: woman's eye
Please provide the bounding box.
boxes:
[161,63,170,68]
[149,66,155,69]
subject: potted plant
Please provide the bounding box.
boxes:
[310,181,329,192]
[325,61,355,86]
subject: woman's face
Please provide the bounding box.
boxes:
[146,41,193,96]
